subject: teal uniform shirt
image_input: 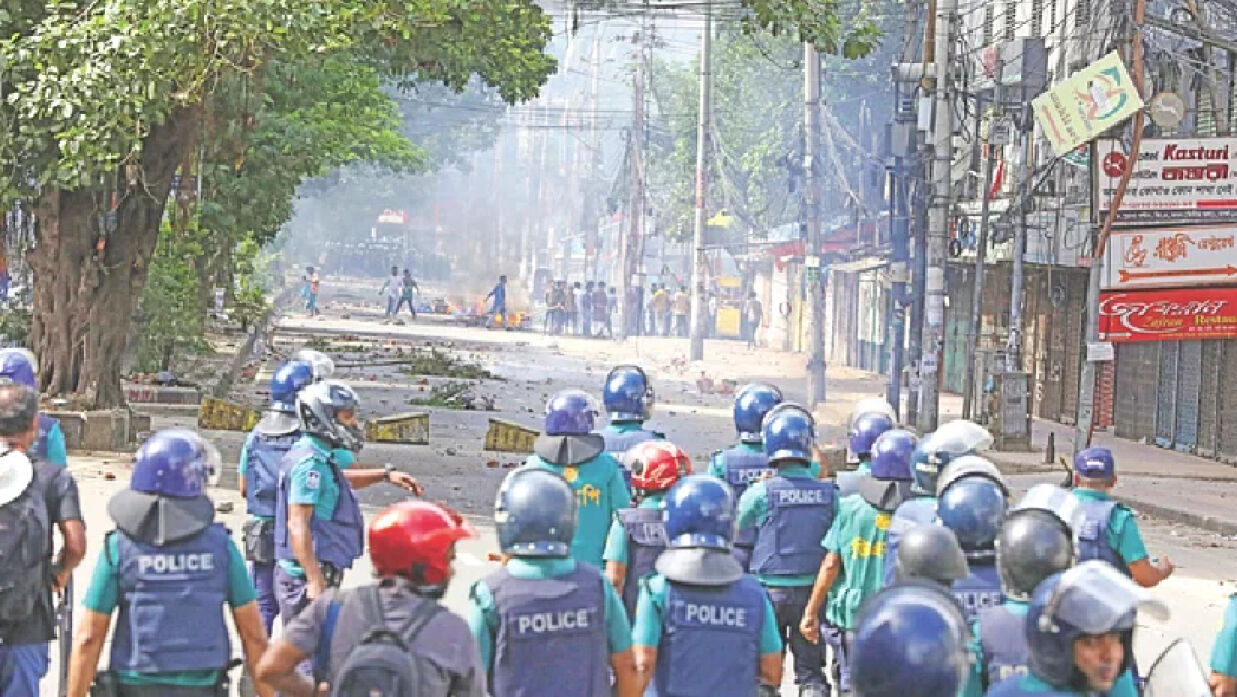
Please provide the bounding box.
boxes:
[44,421,68,467]
[735,465,838,587]
[278,435,356,577]
[466,557,632,670]
[961,599,1029,697]
[603,421,662,439]
[1210,593,1237,676]
[997,670,1139,696]
[706,443,822,479]
[603,493,665,566]
[523,452,632,568]
[1070,489,1149,564]
[822,494,890,629]
[237,431,274,523]
[632,573,783,654]
[82,532,256,686]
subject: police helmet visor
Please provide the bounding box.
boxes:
[1014,483,1085,533]
[1142,639,1211,697]
[935,455,1006,497]
[1041,561,1169,635]
[293,349,335,380]
[849,398,897,427]
[924,420,993,461]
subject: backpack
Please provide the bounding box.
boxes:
[317,585,444,697]
[0,460,49,623]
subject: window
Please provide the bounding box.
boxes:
[1005,0,1017,39]
[1033,0,1045,35]
[1075,0,1091,28]
[984,2,995,45]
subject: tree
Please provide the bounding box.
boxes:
[0,0,555,406]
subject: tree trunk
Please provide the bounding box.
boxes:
[28,106,200,408]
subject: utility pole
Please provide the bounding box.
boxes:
[917,0,956,433]
[620,23,646,340]
[1006,95,1032,373]
[804,43,826,407]
[1074,0,1147,454]
[961,91,1000,420]
[689,1,712,361]
[586,26,603,282]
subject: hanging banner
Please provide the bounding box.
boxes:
[1099,287,1237,342]
[1033,51,1143,157]
[1095,136,1237,225]
[1103,226,1237,290]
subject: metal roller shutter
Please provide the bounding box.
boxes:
[1198,341,1222,457]
[1155,342,1179,448]
[1173,340,1202,452]
[1114,342,1158,441]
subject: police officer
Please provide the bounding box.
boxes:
[961,506,1076,697]
[274,380,422,623]
[984,561,1164,696]
[239,360,314,634]
[799,422,915,693]
[837,412,894,497]
[1070,447,1173,587]
[709,383,783,571]
[633,475,783,697]
[66,430,272,697]
[937,456,1009,622]
[0,348,67,466]
[468,468,640,697]
[736,404,837,695]
[525,390,631,568]
[890,524,969,589]
[1210,592,1237,697]
[600,366,663,469]
[257,501,484,697]
[884,419,990,587]
[850,583,971,697]
[604,441,691,619]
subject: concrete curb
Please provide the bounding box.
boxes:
[1113,495,1237,538]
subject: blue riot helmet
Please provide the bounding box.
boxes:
[270,360,315,413]
[1026,561,1169,688]
[935,455,1007,498]
[869,429,917,480]
[761,403,815,463]
[495,468,576,557]
[850,412,895,460]
[914,420,993,494]
[110,429,221,545]
[0,348,37,389]
[603,365,654,421]
[293,349,335,382]
[937,476,1008,555]
[658,475,743,585]
[733,383,783,442]
[544,390,599,436]
[851,583,971,697]
[849,397,897,428]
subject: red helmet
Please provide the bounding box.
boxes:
[626,441,692,492]
[368,501,477,585]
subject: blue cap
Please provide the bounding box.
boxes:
[1073,447,1115,479]
[0,348,37,390]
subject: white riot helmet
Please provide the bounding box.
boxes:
[296,380,363,451]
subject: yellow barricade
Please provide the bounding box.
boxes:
[485,418,538,452]
[365,412,431,445]
[197,397,261,432]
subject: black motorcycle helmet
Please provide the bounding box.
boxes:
[995,508,1075,600]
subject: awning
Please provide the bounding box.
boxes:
[830,256,888,273]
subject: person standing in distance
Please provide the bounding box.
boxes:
[238,360,314,635]
[485,275,508,328]
[709,383,784,571]
[468,468,640,697]
[257,501,484,697]
[1070,447,1173,587]
[523,390,631,568]
[67,430,270,697]
[379,266,401,320]
[274,381,422,623]
[632,475,784,697]
[0,348,67,467]
[603,441,692,619]
[0,383,85,697]
[736,404,837,696]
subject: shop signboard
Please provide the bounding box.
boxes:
[1099,286,1237,342]
[1095,137,1237,225]
[1103,226,1237,290]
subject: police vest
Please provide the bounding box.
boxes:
[274,445,364,569]
[655,575,765,697]
[31,414,58,464]
[617,507,667,620]
[716,446,775,549]
[109,524,232,674]
[1075,499,1130,576]
[882,496,938,587]
[750,476,836,577]
[978,604,1030,690]
[984,674,1080,697]
[951,562,1004,623]
[486,563,609,697]
[245,426,300,518]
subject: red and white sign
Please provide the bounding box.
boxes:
[1099,287,1237,342]
[1103,225,1237,290]
[1095,137,1237,226]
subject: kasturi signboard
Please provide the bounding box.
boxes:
[1099,287,1237,342]
[1095,137,1237,226]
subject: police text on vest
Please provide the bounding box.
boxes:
[138,553,215,574]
